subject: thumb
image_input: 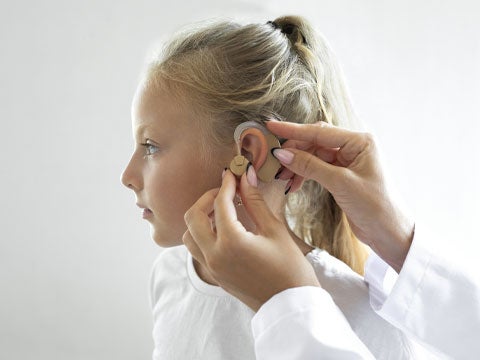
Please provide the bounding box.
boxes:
[273,148,345,193]
[239,166,280,235]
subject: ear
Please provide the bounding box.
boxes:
[239,128,282,183]
[239,128,268,170]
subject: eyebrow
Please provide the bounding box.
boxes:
[134,122,160,135]
[134,123,148,136]
[133,121,167,143]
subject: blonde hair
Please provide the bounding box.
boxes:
[143,15,368,274]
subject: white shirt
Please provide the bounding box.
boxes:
[365,224,480,358]
[150,245,421,359]
[253,224,480,359]
[150,245,255,360]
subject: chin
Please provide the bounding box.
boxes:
[150,225,184,248]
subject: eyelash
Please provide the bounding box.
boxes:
[140,142,160,157]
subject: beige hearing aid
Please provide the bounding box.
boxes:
[229,121,281,183]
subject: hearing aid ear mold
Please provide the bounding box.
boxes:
[229,121,281,183]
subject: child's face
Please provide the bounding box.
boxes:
[121,82,231,247]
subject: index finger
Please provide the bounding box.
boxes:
[185,187,220,223]
[266,120,358,149]
[184,187,220,248]
[214,170,247,237]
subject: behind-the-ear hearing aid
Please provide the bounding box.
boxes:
[229,121,281,183]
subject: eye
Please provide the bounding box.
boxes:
[140,141,160,157]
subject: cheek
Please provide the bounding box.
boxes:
[176,159,223,202]
[150,155,222,214]
[146,147,230,247]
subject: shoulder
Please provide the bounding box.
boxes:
[306,249,370,317]
[306,248,419,358]
[306,248,365,293]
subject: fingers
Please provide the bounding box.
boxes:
[267,120,359,149]
[184,170,248,260]
[184,187,219,250]
[239,169,279,235]
[276,145,339,181]
[182,229,206,265]
[276,167,295,181]
[280,138,314,152]
[288,174,305,194]
[267,121,372,192]
[274,148,345,192]
[314,147,340,164]
[214,170,246,237]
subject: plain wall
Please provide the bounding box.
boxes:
[1,0,478,359]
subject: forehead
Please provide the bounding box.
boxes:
[131,81,194,138]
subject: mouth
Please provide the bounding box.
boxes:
[142,208,153,219]
[136,203,153,219]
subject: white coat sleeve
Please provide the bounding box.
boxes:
[365,224,480,359]
[251,286,375,360]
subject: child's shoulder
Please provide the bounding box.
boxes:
[306,247,371,314]
[306,248,371,316]
[306,248,364,284]
[307,248,425,358]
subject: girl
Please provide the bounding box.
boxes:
[122,15,425,359]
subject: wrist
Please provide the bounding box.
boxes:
[374,218,414,273]
[250,278,321,312]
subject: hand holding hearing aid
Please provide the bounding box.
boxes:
[182,120,320,311]
[266,120,415,273]
[183,166,321,312]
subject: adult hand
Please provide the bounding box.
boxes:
[268,120,414,272]
[183,167,320,312]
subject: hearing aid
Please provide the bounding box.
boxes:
[229,121,282,183]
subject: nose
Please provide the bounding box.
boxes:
[121,154,143,191]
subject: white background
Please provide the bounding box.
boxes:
[1,1,478,359]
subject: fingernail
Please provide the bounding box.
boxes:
[246,163,258,187]
[270,147,280,156]
[222,167,227,179]
[274,168,283,180]
[284,178,293,195]
[273,149,294,165]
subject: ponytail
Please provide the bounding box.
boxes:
[272,16,369,274]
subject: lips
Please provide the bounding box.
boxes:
[136,203,153,219]
[142,208,153,218]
